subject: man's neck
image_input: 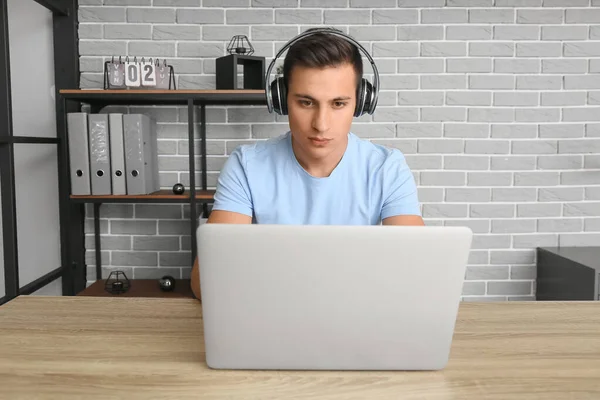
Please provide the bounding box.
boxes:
[291,135,349,178]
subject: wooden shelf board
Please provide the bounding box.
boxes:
[70,189,215,203]
[77,279,194,298]
[60,89,264,95]
[58,89,267,106]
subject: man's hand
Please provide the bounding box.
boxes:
[191,256,201,300]
[190,210,252,301]
[207,210,253,224]
[382,215,425,226]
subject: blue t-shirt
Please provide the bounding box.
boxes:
[212,131,421,225]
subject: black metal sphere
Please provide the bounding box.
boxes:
[172,183,185,195]
[159,275,176,292]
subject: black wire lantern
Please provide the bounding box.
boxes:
[105,270,131,294]
[227,35,254,56]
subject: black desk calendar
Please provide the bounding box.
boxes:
[104,57,176,90]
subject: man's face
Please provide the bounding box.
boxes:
[286,62,357,162]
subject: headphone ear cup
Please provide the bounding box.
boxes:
[270,78,281,115]
[354,78,367,117]
[279,77,288,116]
[362,79,374,115]
[270,77,288,116]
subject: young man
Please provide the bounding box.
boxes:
[190,29,424,299]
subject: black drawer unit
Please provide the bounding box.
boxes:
[536,247,600,301]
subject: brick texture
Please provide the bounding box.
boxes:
[78,2,600,300]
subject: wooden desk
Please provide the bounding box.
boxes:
[1,297,599,399]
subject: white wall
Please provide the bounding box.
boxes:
[78,2,600,301]
[31,278,62,296]
[7,0,62,296]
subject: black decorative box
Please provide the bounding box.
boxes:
[215,54,265,90]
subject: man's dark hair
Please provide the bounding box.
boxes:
[282,28,363,92]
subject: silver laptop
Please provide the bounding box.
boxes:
[197,223,473,371]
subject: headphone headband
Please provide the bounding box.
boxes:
[265,28,379,115]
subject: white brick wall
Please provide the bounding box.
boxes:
[78,1,600,300]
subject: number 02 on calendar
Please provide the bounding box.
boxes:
[141,63,156,87]
[125,62,140,87]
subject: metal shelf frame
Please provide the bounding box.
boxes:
[1,0,79,306]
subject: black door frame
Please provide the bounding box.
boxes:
[0,0,80,306]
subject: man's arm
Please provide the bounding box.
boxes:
[380,149,424,226]
[191,146,253,301]
[190,210,252,300]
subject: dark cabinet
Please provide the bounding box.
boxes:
[536,247,600,301]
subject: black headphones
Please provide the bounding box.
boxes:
[265,28,380,118]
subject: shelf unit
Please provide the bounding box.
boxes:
[59,89,267,290]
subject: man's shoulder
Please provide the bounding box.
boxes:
[231,131,290,166]
[349,132,408,169]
